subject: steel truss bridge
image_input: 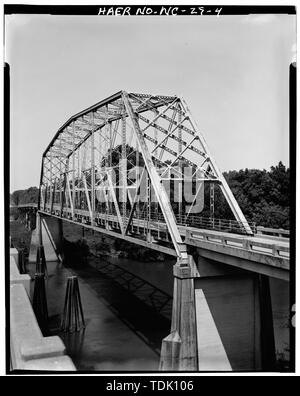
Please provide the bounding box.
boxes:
[18,90,290,371]
[37,91,289,274]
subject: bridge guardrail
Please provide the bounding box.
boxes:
[15,203,38,208]
[186,229,289,259]
[174,214,257,235]
[256,226,289,238]
[51,206,290,259]
[44,203,257,235]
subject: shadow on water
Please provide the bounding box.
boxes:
[63,256,172,356]
[90,258,173,320]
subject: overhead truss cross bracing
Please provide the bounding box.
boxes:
[39,90,253,263]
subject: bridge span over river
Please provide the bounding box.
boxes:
[22,91,291,371]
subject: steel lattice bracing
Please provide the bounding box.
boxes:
[39,91,253,262]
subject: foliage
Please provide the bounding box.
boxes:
[222,161,290,229]
[11,187,39,206]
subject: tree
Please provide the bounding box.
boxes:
[222,162,290,229]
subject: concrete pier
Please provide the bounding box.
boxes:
[160,259,198,371]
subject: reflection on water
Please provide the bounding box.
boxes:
[27,254,173,371]
[90,258,173,320]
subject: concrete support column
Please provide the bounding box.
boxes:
[258,274,276,370]
[160,258,198,371]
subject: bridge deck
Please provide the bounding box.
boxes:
[38,205,289,280]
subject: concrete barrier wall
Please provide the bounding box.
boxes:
[9,249,76,371]
[10,252,31,296]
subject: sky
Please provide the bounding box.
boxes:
[5,13,296,192]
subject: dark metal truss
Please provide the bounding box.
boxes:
[39,91,253,264]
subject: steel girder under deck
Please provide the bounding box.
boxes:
[39,90,252,265]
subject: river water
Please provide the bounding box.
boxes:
[27,254,174,371]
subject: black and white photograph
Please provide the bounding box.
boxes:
[4,3,296,377]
